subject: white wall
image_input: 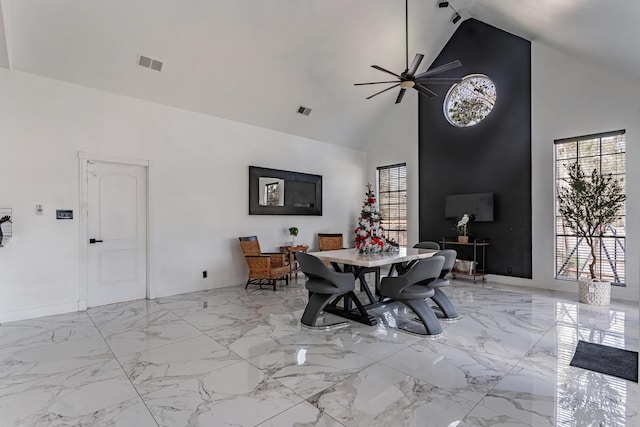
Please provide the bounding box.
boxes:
[0,69,367,322]
[363,100,420,247]
[522,43,639,302]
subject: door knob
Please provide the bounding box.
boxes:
[89,238,104,244]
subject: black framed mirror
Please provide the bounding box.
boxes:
[249,166,322,215]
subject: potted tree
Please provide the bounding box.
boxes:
[556,162,626,305]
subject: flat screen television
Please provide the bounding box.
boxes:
[445,192,494,222]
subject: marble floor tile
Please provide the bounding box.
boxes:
[139,359,303,427]
[87,299,171,335]
[210,283,307,306]
[119,334,241,388]
[0,359,156,427]
[518,321,639,377]
[203,310,327,358]
[0,333,113,380]
[154,293,230,318]
[178,301,268,334]
[309,321,421,361]
[257,401,345,427]
[2,280,638,426]
[557,301,640,339]
[310,362,476,427]
[479,365,562,426]
[99,316,204,358]
[476,294,559,331]
[458,405,530,426]
[381,339,514,404]
[483,361,639,426]
[558,365,639,426]
[247,343,375,399]
[0,311,100,357]
[435,310,546,365]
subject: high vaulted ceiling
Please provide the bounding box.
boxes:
[1,0,638,149]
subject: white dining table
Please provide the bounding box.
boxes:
[306,247,438,325]
[307,247,438,269]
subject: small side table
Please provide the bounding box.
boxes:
[280,244,309,279]
[441,238,489,283]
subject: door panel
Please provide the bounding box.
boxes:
[99,249,138,283]
[87,161,147,307]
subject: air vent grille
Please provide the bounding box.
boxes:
[138,54,163,72]
[297,106,312,116]
[150,59,163,72]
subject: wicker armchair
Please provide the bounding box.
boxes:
[239,236,289,291]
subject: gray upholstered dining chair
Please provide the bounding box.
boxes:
[391,240,441,275]
[296,252,360,329]
[413,241,441,250]
[427,249,460,320]
[318,233,380,296]
[379,255,445,336]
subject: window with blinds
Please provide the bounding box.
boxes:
[377,163,407,247]
[554,130,626,284]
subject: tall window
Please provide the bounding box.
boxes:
[554,130,626,284]
[377,163,407,247]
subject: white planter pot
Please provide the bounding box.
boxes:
[578,278,611,306]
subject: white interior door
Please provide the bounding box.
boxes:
[87,161,147,307]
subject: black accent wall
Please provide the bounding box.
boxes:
[418,19,532,278]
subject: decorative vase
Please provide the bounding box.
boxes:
[578,278,611,306]
[457,235,469,244]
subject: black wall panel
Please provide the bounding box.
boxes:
[418,19,532,278]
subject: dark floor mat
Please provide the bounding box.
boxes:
[570,340,638,382]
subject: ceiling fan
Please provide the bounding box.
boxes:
[355,0,463,104]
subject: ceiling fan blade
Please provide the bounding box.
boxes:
[414,60,462,80]
[407,54,424,77]
[371,65,401,78]
[415,77,462,84]
[366,83,401,100]
[414,83,438,98]
[354,80,400,86]
[395,88,407,104]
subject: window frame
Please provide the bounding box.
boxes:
[377,163,407,247]
[553,130,626,285]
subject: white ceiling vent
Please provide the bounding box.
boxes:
[138,54,163,72]
[297,106,312,116]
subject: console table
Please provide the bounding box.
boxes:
[280,244,309,279]
[441,238,489,282]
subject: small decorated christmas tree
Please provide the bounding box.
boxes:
[354,184,398,254]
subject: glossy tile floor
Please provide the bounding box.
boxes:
[1,277,638,426]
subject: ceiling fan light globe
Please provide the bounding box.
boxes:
[399,81,415,89]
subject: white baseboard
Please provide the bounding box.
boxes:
[0,300,83,324]
[484,274,639,303]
